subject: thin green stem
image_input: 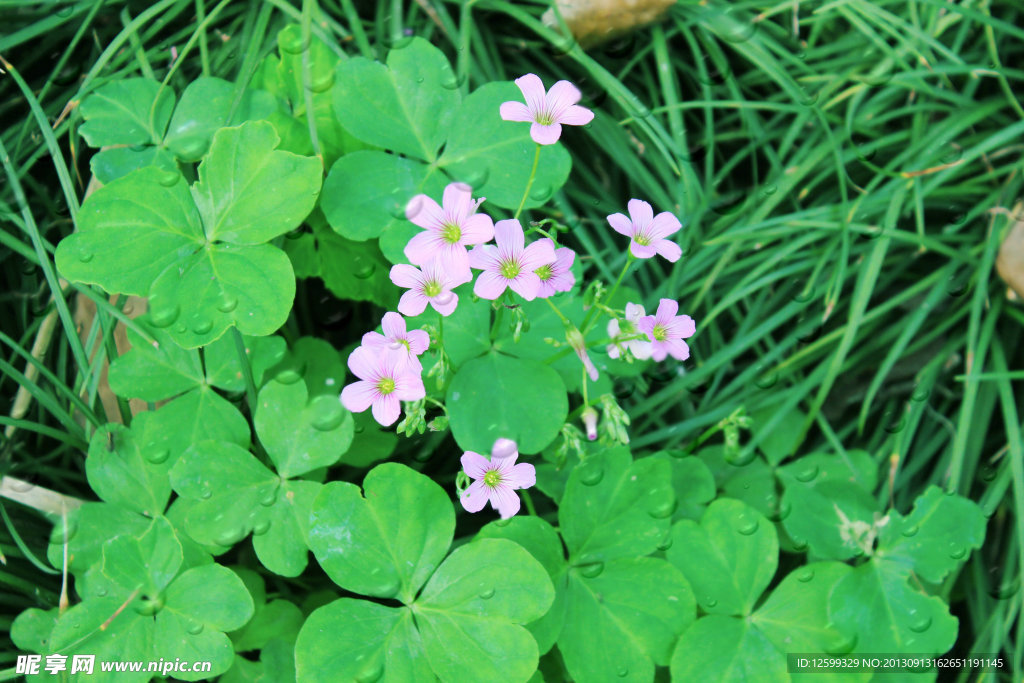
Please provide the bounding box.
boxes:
[582,253,634,333]
[231,327,258,415]
[521,488,537,516]
[514,144,541,220]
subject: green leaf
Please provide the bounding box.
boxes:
[476,517,567,654]
[752,562,855,655]
[148,241,295,348]
[286,336,346,396]
[10,607,58,653]
[79,78,174,146]
[780,465,879,561]
[203,333,288,392]
[829,559,958,653]
[447,352,568,455]
[90,145,176,184]
[130,387,250,466]
[750,403,807,465]
[86,424,171,517]
[252,479,321,577]
[415,539,554,683]
[439,82,571,210]
[231,598,304,653]
[315,221,400,308]
[47,502,150,577]
[255,378,353,478]
[559,557,696,682]
[284,231,320,278]
[190,121,323,245]
[405,282,491,367]
[651,452,716,522]
[163,562,255,632]
[321,150,445,241]
[55,166,204,297]
[877,485,986,583]
[102,516,183,595]
[165,77,276,161]
[308,464,455,603]
[48,592,153,683]
[667,498,778,615]
[108,319,203,401]
[559,447,673,563]
[295,599,432,683]
[344,410,399,468]
[332,37,458,160]
[670,615,788,683]
[169,440,278,547]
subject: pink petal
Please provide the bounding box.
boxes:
[514,73,547,116]
[629,241,657,259]
[638,316,656,340]
[398,290,429,317]
[575,347,599,381]
[461,451,491,479]
[406,194,444,229]
[460,480,490,513]
[371,393,401,427]
[381,312,406,339]
[341,381,376,413]
[431,292,459,316]
[500,101,533,122]
[508,462,536,489]
[558,104,594,126]
[649,343,668,362]
[656,298,679,322]
[630,341,653,361]
[491,485,521,519]
[474,271,508,300]
[654,239,682,262]
[607,213,633,237]
[520,239,556,272]
[509,273,541,301]
[389,263,422,289]
[393,373,425,401]
[625,303,646,322]
[672,315,697,338]
[650,211,682,239]
[405,230,441,266]
[439,244,471,282]
[555,246,575,270]
[607,344,621,359]
[493,219,525,255]
[468,244,497,270]
[546,80,582,117]
[461,213,494,246]
[530,122,562,145]
[665,339,691,361]
[443,182,474,225]
[406,329,430,355]
[627,199,654,227]
[361,330,387,349]
[347,346,380,381]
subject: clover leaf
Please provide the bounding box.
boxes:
[56,120,322,349]
[299,463,554,682]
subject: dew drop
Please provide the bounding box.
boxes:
[989,576,1021,600]
[657,533,673,551]
[311,401,345,431]
[199,486,212,500]
[909,616,932,633]
[353,259,376,279]
[768,499,792,522]
[145,449,170,465]
[493,518,511,527]
[95,586,108,597]
[725,448,757,467]
[577,561,604,578]
[187,621,205,635]
[216,294,239,313]
[258,487,279,507]
[175,323,187,334]
[461,166,489,190]
[616,667,629,678]
[824,632,857,655]
[529,185,553,202]
[754,366,778,389]
[795,465,819,483]
[578,461,604,486]
[216,528,246,546]
[157,170,180,187]
[949,544,967,560]
[761,183,778,196]
[77,250,94,263]
[737,518,759,535]
[946,266,971,297]
[150,304,180,328]
[478,587,495,600]
[797,568,814,583]
[252,520,271,536]
[792,538,809,552]
[440,71,464,90]
[280,30,309,54]
[375,577,402,598]
[911,385,930,402]
[355,663,383,683]
[648,497,676,519]
[275,368,303,384]
[704,597,718,608]
[192,318,213,335]
[901,524,919,537]
[307,69,335,93]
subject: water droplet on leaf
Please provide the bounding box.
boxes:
[909,616,932,633]
[259,486,279,507]
[578,561,604,578]
[187,621,204,635]
[478,588,495,600]
[311,400,345,431]
[145,449,170,465]
[275,368,303,384]
[797,568,814,582]
[252,520,271,536]
[77,250,94,263]
[150,304,179,328]
[157,170,180,187]
[355,663,384,683]
[949,544,966,560]
[648,497,676,519]
[192,318,213,335]
[795,465,819,482]
[737,518,759,535]
[216,294,238,313]
[216,528,247,546]
[901,525,919,537]
[704,597,718,608]
[578,460,604,486]
[824,632,857,654]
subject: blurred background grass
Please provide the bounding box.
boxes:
[1,0,1023,679]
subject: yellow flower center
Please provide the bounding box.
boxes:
[652,324,668,342]
[483,469,502,488]
[377,377,396,394]
[424,280,442,297]
[442,223,461,244]
[536,264,553,281]
[500,260,521,279]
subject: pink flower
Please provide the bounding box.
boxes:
[459,440,536,519]
[468,219,556,301]
[581,407,598,441]
[607,302,653,361]
[390,259,471,317]
[361,312,430,372]
[638,299,696,362]
[341,346,425,427]
[533,239,576,298]
[607,199,683,262]
[499,74,594,145]
[404,182,494,279]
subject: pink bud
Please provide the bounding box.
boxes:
[491,437,518,460]
[582,407,598,441]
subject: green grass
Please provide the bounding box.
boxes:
[1,0,1023,678]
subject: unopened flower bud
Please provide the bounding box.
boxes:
[582,407,599,441]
